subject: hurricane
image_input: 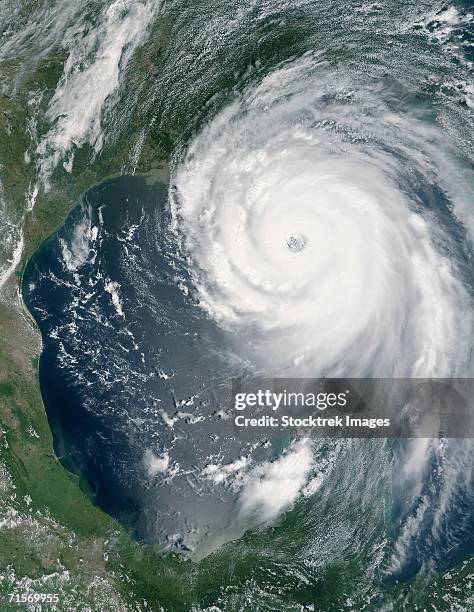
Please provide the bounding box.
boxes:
[172,55,473,379]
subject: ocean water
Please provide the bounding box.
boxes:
[12,0,474,608]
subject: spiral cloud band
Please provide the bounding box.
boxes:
[172,56,473,378]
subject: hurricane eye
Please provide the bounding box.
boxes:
[286,233,306,253]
